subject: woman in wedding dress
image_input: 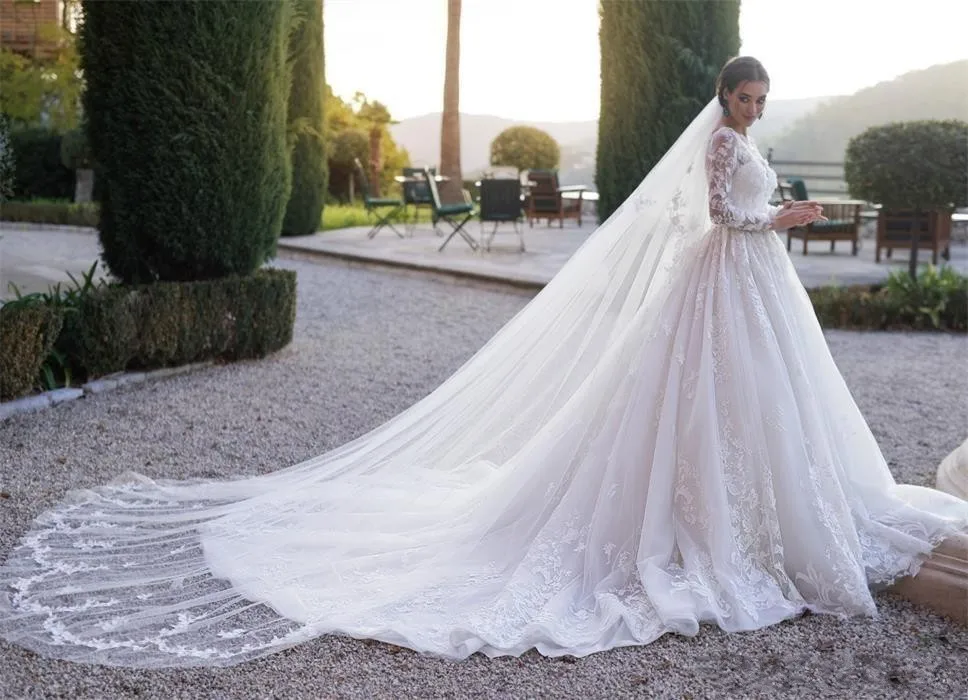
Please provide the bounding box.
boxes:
[2,56,967,668]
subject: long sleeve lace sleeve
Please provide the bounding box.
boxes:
[706,129,776,232]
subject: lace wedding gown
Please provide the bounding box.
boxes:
[2,100,966,668]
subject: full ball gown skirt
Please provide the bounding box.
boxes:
[1,119,966,668]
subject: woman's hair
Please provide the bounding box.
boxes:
[715,56,770,106]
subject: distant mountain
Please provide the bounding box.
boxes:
[390,96,828,190]
[767,61,968,162]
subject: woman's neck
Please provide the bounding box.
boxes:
[721,116,748,136]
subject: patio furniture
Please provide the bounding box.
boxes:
[399,166,436,234]
[876,209,951,264]
[421,167,478,252]
[478,178,525,252]
[354,158,404,239]
[525,170,583,228]
[781,178,862,255]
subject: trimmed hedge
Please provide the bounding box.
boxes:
[282,0,327,237]
[80,1,293,283]
[1,201,100,227]
[596,1,739,222]
[0,304,64,400]
[60,268,297,378]
[0,269,296,402]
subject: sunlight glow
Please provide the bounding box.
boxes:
[324,0,967,122]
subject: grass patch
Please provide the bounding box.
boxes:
[1,199,434,233]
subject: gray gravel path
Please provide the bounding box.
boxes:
[1,256,966,700]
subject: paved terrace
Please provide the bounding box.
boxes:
[1,220,966,298]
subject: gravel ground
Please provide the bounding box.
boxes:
[1,255,967,700]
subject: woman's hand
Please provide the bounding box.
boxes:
[774,200,827,229]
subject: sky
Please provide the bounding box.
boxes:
[324,0,968,123]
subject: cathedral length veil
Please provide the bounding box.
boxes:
[1,97,966,668]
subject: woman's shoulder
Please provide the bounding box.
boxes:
[707,124,742,155]
[710,124,744,143]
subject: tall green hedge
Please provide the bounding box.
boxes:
[596,0,739,222]
[80,0,292,284]
[282,0,327,237]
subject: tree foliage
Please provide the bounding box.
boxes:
[596,0,739,222]
[325,88,409,201]
[0,23,83,131]
[490,126,560,172]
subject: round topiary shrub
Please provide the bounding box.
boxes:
[490,126,561,172]
[845,120,967,276]
[845,120,968,211]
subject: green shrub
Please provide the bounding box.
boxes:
[8,128,73,200]
[282,0,327,237]
[807,265,968,332]
[0,200,100,227]
[60,127,93,170]
[0,303,64,400]
[81,1,293,284]
[881,265,967,330]
[845,120,968,210]
[596,1,739,222]
[4,261,115,385]
[490,126,560,172]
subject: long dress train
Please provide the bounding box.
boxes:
[1,98,966,668]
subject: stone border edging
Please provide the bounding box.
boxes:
[0,221,97,234]
[276,243,547,292]
[0,362,213,421]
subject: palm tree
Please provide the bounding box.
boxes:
[439,0,462,203]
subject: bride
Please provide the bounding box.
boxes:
[2,56,966,668]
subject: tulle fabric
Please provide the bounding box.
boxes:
[1,99,966,668]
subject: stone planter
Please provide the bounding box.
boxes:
[937,438,968,501]
[889,532,968,625]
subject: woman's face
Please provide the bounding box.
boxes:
[724,80,768,126]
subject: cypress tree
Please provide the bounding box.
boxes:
[282,0,327,237]
[596,0,740,222]
[81,0,292,283]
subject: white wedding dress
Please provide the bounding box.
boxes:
[2,99,966,668]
